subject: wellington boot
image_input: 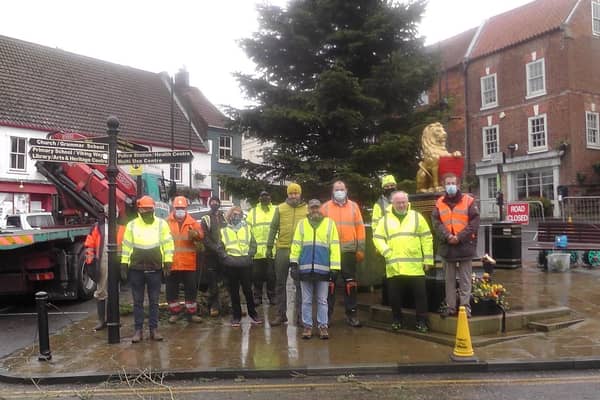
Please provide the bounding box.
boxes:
[93,300,106,331]
[131,330,143,343]
[150,329,163,341]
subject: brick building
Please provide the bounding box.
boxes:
[427,0,600,218]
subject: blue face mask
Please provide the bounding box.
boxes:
[231,216,242,226]
[445,184,458,196]
[333,190,347,202]
[175,210,186,220]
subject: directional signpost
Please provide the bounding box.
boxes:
[117,150,193,165]
[29,138,109,164]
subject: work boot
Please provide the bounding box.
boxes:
[391,321,402,332]
[270,315,288,326]
[249,314,264,325]
[302,326,312,339]
[415,321,429,333]
[346,315,362,328]
[209,308,220,317]
[131,330,143,343]
[168,314,181,324]
[149,329,163,341]
[94,300,106,331]
[186,314,203,323]
[319,326,329,340]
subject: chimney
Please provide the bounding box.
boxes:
[175,67,189,88]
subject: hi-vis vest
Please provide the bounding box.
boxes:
[435,194,474,235]
[275,202,308,249]
[167,213,203,271]
[321,199,366,253]
[373,207,433,277]
[221,224,252,257]
[290,217,341,277]
[121,216,174,270]
[246,204,275,259]
[371,196,390,233]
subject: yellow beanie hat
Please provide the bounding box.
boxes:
[381,174,397,188]
[287,183,302,195]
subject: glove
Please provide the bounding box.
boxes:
[164,262,172,277]
[356,251,365,263]
[188,229,200,241]
[265,246,273,259]
[119,263,128,283]
[289,262,299,280]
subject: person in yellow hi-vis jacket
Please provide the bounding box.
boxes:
[290,199,341,340]
[120,196,174,343]
[373,191,433,333]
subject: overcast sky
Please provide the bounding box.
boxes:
[1,0,531,111]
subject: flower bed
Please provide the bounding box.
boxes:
[470,272,509,315]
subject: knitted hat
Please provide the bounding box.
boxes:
[381,174,397,188]
[287,183,302,195]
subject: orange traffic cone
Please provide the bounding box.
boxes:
[450,306,478,362]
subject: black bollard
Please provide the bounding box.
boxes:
[35,291,52,361]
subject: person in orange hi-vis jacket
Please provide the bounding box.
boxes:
[84,207,125,332]
[166,196,205,323]
[320,180,366,328]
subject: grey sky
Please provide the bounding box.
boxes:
[1,0,531,111]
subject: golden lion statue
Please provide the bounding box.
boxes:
[416,122,462,193]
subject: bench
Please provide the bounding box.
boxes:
[527,221,600,266]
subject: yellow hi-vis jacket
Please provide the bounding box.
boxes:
[373,206,433,277]
[221,224,255,257]
[371,195,390,233]
[121,216,174,270]
[246,204,275,259]
[290,217,341,279]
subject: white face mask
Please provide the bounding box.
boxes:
[445,184,458,196]
[333,190,347,202]
[175,210,186,220]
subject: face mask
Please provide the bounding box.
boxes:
[140,211,155,224]
[175,210,186,220]
[210,203,220,212]
[445,184,458,196]
[383,188,395,198]
[231,216,242,226]
[333,190,347,202]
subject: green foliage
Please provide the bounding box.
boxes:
[226,0,439,206]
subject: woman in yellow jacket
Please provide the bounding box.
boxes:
[373,191,433,333]
[220,206,262,327]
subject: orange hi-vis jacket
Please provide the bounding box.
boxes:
[84,223,125,264]
[435,194,474,236]
[167,212,204,271]
[321,199,366,253]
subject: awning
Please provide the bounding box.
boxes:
[0,181,57,195]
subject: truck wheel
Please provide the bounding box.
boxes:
[74,242,96,300]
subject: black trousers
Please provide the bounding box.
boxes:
[387,275,428,323]
[166,270,197,310]
[252,258,275,302]
[328,252,358,317]
[225,266,257,320]
[199,252,223,311]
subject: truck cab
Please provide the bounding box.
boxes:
[3,212,55,230]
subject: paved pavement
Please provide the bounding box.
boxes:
[3,252,600,383]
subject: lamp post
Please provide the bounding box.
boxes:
[106,116,120,344]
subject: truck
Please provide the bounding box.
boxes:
[0,132,173,300]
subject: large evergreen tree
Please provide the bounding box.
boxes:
[227,0,438,207]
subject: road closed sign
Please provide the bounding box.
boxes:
[507,202,529,224]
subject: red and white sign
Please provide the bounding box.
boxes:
[506,202,529,224]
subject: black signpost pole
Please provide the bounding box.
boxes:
[106,116,120,344]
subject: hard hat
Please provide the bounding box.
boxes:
[173,196,188,208]
[137,195,155,209]
[381,175,397,188]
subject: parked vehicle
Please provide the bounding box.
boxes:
[0,132,174,300]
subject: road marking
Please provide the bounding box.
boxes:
[3,375,600,398]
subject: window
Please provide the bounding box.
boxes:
[170,163,182,183]
[10,137,26,170]
[517,169,554,200]
[593,0,600,35]
[480,74,498,108]
[219,135,232,162]
[526,59,546,98]
[528,114,548,152]
[587,111,600,148]
[219,184,232,203]
[482,125,499,158]
[487,176,498,199]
